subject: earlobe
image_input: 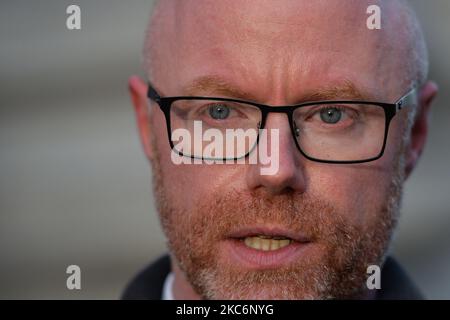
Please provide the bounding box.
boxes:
[128,76,154,160]
[405,81,438,178]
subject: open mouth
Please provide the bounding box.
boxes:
[242,235,292,251]
[224,228,312,269]
[227,227,310,252]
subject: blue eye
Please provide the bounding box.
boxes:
[208,104,230,120]
[320,107,342,124]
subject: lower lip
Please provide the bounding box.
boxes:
[223,238,311,270]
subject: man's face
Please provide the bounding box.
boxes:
[144,0,416,299]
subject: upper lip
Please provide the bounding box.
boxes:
[227,226,311,243]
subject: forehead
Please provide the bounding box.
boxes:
[150,0,409,101]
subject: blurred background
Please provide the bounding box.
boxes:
[0,0,449,299]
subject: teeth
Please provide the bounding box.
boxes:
[243,236,292,251]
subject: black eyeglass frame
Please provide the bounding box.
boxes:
[147,83,417,164]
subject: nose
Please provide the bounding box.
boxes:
[246,113,307,195]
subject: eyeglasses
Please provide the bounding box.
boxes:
[147,84,417,164]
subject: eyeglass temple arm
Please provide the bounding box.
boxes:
[147,84,161,103]
[395,87,418,112]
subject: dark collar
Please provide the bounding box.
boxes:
[121,254,423,300]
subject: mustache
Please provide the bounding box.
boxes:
[188,187,351,243]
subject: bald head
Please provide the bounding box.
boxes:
[144,0,428,94]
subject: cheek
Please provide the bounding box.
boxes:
[156,143,195,210]
[305,115,407,224]
[306,161,395,226]
[152,111,245,212]
[155,137,238,211]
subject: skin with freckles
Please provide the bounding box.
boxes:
[129,0,438,299]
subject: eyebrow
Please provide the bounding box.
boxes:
[181,76,372,104]
[182,75,257,100]
[301,80,371,102]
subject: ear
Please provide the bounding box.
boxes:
[404,81,438,179]
[128,75,154,160]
